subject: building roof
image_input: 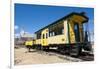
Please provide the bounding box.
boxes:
[35,12,89,34]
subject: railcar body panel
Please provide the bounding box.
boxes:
[36,39,41,45]
[48,35,66,45]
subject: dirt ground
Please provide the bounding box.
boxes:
[14,46,83,65]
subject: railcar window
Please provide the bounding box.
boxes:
[62,29,64,34]
[49,28,64,37]
[49,22,64,37]
[49,33,51,37]
[43,34,45,39]
[49,32,54,37]
[46,33,48,38]
[36,33,41,39]
[52,32,55,36]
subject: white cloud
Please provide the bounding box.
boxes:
[14,25,19,30]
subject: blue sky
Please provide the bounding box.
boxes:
[15,3,94,35]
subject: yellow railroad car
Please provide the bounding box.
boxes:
[30,12,91,57]
[25,41,33,46]
[25,40,35,52]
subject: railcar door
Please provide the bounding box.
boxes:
[41,29,48,46]
[74,23,80,42]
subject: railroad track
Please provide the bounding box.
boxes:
[78,52,94,61]
[36,49,94,62]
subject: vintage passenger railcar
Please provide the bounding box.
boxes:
[26,12,92,57]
